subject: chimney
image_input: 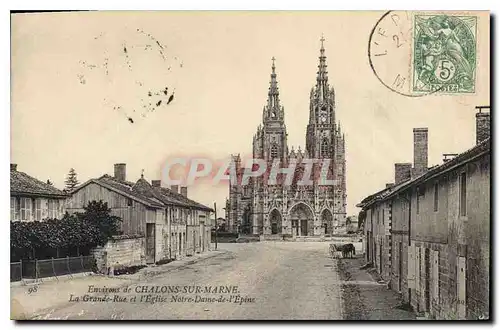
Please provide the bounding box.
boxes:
[394,163,412,184]
[114,163,126,181]
[413,128,428,178]
[386,183,394,189]
[10,163,17,171]
[170,185,179,194]
[180,186,188,198]
[152,180,161,188]
[476,106,490,144]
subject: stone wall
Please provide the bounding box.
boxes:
[92,235,146,273]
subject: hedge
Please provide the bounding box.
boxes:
[11,201,122,260]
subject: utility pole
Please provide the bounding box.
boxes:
[214,202,218,250]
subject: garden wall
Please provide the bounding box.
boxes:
[92,234,146,273]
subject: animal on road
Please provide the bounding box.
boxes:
[342,243,356,259]
[329,244,344,259]
[329,243,356,259]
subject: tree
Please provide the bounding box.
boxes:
[83,201,122,245]
[64,168,79,192]
[46,179,53,186]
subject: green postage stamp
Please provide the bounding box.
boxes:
[412,14,477,94]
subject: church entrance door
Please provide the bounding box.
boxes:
[300,220,308,236]
[269,209,282,235]
[289,203,314,236]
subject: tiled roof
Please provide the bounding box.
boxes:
[155,186,214,212]
[131,177,187,207]
[10,169,67,198]
[93,175,165,208]
[357,138,491,209]
[74,174,214,212]
[130,177,214,211]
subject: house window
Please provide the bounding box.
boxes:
[48,199,59,219]
[10,197,18,221]
[35,199,42,221]
[433,182,439,212]
[20,197,32,221]
[459,172,467,216]
[382,208,385,226]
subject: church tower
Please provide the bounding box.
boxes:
[253,57,289,166]
[304,36,347,229]
[305,36,336,161]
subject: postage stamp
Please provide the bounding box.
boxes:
[412,14,477,94]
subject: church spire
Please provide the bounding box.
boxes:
[316,34,329,101]
[263,56,284,122]
[268,56,280,110]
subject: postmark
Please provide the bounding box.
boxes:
[368,11,478,96]
[368,11,419,97]
[412,14,477,94]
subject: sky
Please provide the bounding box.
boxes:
[11,11,490,217]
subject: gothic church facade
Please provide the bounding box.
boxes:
[226,38,347,237]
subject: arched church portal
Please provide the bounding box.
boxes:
[289,203,314,236]
[269,209,282,235]
[320,209,334,236]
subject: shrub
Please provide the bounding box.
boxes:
[11,201,121,260]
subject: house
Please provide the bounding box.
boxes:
[357,107,490,320]
[10,164,68,221]
[148,181,213,260]
[67,163,213,267]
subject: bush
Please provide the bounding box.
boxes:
[11,201,121,261]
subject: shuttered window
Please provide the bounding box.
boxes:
[20,197,32,221]
[35,199,42,221]
[10,197,18,221]
[48,199,59,219]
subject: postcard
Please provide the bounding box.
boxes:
[10,10,490,320]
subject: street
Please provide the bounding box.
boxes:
[29,241,412,320]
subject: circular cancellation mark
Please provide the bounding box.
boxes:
[369,10,434,97]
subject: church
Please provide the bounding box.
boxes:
[226,37,347,238]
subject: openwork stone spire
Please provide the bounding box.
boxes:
[267,56,280,110]
[316,34,329,101]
